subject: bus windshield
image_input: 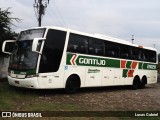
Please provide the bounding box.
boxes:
[9,29,46,70]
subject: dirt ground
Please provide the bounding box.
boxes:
[1,75,160,112]
[27,77,160,112]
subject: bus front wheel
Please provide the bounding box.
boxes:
[65,75,80,94]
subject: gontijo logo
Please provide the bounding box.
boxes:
[70,54,106,66]
[79,58,106,65]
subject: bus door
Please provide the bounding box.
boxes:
[37,29,66,88]
[85,67,102,87]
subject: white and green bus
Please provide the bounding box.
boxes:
[2,26,158,93]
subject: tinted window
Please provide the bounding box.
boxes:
[67,33,157,63]
[89,38,104,56]
[105,41,120,58]
[131,47,156,63]
[148,50,156,63]
[39,29,66,73]
[141,49,149,62]
[132,48,139,60]
[120,45,131,59]
[67,34,88,54]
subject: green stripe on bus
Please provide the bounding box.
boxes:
[106,59,120,68]
[66,53,157,70]
[67,53,120,68]
[10,69,36,75]
[66,54,73,65]
[143,63,157,70]
[123,69,128,78]
[138,62,157,70]
[126,61,132,68]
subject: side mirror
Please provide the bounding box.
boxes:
[32,38,45,54]
[2,40,16,55]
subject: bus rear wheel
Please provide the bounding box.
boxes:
[132,76,141,90]
[65,75,80,94]
[139,76,147,89]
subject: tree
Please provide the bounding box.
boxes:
[0,8,20,57]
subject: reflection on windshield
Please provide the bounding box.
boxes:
[19,29,45,41]
[9,29,45,70]
[9,41,38,70]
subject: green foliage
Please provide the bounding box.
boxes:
[0,8,20,57]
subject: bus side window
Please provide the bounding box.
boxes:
[67,34,88,54]
[149,51,156,63]
[105,42,113,57]
[132,48,139,61]
[89,38,104,56]
[67,36,79,52]
[138,50,143,61]
[105,41,120,58]
[120,45,131,59]
[106,51,115,57]
[142,50,148,61]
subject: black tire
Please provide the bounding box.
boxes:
[139,82,145,89]
[139,76,147,89]
[132,76,140,90]
[65,76,80,94]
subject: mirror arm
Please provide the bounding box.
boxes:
[32,38,45,54]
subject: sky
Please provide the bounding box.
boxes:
[0,0,160,53]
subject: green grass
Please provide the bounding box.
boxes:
[0,79,82,111]
[0,82,16,110]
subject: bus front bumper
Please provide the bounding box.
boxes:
[8,76,39,89]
